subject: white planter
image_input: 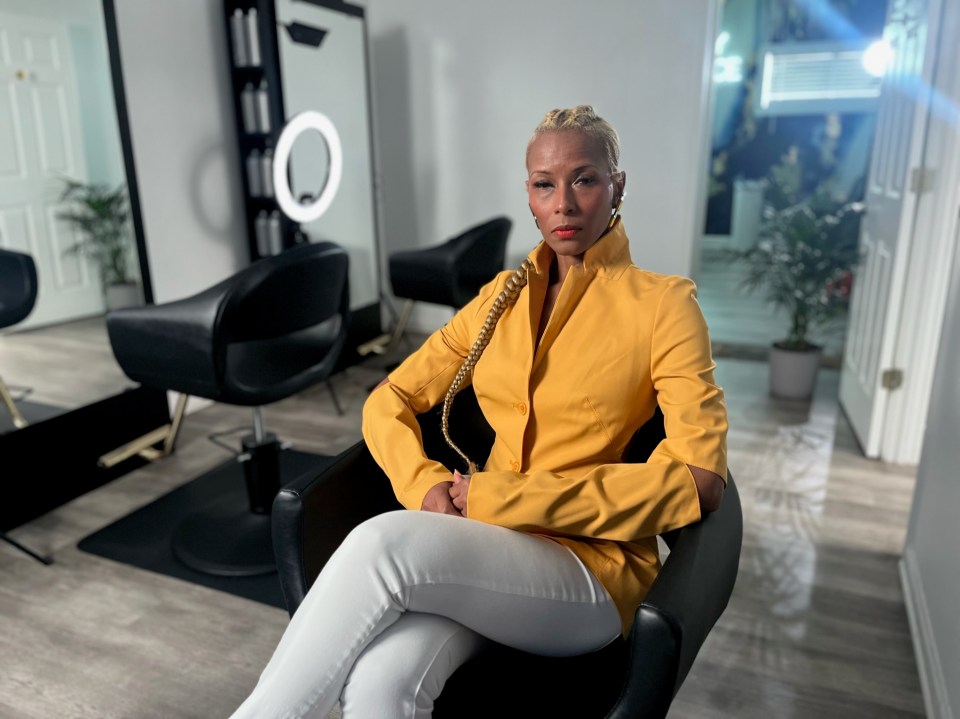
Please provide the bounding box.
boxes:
[769,343,823,400]
[731,178,767,250]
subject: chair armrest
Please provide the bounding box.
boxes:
[606,472,743,719]
[271,439,402,616]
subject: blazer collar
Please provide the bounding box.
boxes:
[527,217,632,281]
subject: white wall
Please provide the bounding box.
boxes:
[898,3,960,701]
[110,0,718,325]
[365,0,718,330]
[898,5,960,706]
[112,0,247,303]
[900,216,960,718]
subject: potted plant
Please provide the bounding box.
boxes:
[724,159,864,400]
[58,177,140,310]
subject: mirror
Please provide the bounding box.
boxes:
[273,0,380,312]
[0,0,148,435]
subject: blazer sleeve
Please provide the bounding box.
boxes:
[467,276,728,542]
[361,275,505,509]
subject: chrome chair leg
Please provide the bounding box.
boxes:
[0,375,28,429]
[97,392,190,468]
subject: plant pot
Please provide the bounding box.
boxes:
[769,342,822,400]
[106,282,141,311]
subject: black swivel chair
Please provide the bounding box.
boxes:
[104,241,351,577]
[0,248,52,565]
[272,386,743,718]
[0,248,38,431]
[358,216,512,356]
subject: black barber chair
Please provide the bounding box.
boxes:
[106,241,350,577]
[0,248,52,565]
[358,216,512,356]
[272,386,743,718]
[0,248,38,431]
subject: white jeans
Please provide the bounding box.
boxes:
[229,510,621,719]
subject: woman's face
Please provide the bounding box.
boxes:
[526,130,625,261]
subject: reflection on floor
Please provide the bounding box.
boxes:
[0,314,133,413]
[671,359,922,718]
[0,337,923,718]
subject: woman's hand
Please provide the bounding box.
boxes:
[448,470,471,516]
[421,481,462,516]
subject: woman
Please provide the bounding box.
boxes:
[229,105,727,718]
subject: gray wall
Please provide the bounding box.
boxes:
[365,0,719,331]
[112,0,247,304]
[899,2,960,699]
[112,0,718,329]
[900,211,960,717]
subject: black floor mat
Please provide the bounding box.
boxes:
[77,449,332,610]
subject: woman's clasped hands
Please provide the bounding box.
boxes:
[420,470,471,517]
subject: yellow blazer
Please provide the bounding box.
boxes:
[362,219,728,633]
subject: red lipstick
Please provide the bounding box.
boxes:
[553,225,580,239]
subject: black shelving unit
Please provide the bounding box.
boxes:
[223,0,302,261]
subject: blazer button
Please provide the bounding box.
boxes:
[516,402,527,415]
[511,460,520,472]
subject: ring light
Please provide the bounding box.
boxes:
[273,110,343,223]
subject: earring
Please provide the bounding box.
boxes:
[529,205,540,230]
[607,196,623,229]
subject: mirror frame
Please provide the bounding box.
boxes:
[0,0,170,533]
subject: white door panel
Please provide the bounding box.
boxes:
[839,0,935,457]
[0,10,101,331]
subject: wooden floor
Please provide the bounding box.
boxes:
[0,335,924,718]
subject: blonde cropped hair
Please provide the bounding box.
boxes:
[440,105,620,474]
[526,105,621,173]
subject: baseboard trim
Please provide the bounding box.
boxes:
[899,549,954,719]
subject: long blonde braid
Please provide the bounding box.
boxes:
[441,259,533,473]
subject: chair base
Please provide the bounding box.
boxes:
[172,500,276,577]
[172,429,285,578]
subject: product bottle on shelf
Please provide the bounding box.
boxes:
[246,149,262,197]
[268,211,283,255]
[260,148,274,197]
[256,80,271,133]
[255,210,271,257]
[230,9,248,67]
[245,7,262,66]
[241,83,258,134]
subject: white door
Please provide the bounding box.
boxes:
[839,0,938,458]
[0,10,103,331]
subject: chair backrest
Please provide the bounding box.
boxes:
[449,216,512,306]
[389,216,513,309]
[0,248,38,329]
[106,242,351,406]
[217,242,349,343]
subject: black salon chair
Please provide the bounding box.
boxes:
[0,248,38,431]
[105,241,350,577]
[358,216,512,356]
[272,386,743,718]
[0,248,53,565]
